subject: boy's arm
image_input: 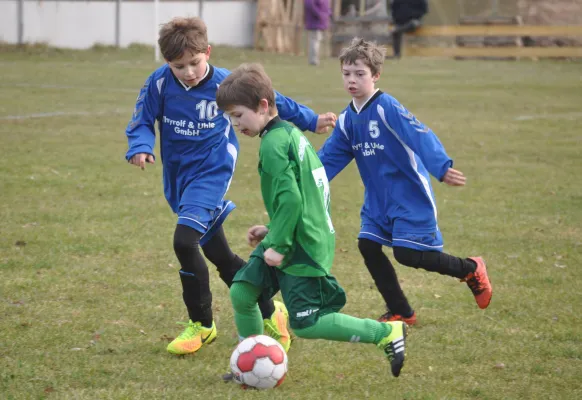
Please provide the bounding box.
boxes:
[317,115,354,181]
[125,73,162,161]
[260,145,302,258]
[382,100,452,181]
[263,170,302,257]
[274,90,319,133]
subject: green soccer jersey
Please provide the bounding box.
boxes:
[258,116,335,277]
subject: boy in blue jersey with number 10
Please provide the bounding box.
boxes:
[318,38,493,325]
[124,17,337,356]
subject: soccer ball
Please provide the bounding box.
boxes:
[229,335,288,389]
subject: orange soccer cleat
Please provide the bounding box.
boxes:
[462,257,493,309]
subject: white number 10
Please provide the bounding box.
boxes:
[196,100,218,120]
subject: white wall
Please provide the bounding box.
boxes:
[0,1,257,49]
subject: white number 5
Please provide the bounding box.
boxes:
[369,120,380,139]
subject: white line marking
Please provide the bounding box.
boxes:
[0,83,136,93]
[0,109,126,120]
[515,112,582,121]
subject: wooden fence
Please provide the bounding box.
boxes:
[331,17,582,58]
[251,0,582,59]
[254,0,304,54]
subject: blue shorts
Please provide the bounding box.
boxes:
[358,221,444,252]
[177,200,236,246]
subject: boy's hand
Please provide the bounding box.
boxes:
[442,168,466,186]
[247,225,268,247]
[315,112,337,134]
[129,153,155,170]
[264,248,284,267]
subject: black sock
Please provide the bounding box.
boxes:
[201,226,275,319]
[174,225,213,327]
[393,246,476,280]
[201,226,242,288]
[178,271,213,327]
[358,239,414,317]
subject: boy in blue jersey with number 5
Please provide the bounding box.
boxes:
[318,38,493,325]
[124,17,337,355]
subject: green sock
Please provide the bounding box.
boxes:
[294,313,391,344]
[230,282,264,339]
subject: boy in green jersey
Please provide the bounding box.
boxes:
[216,63,409,377]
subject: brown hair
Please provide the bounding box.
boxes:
[158,17,208,61]
[339,37,386,75]
[216,63,276,113]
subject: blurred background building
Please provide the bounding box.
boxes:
[0,0,580,50]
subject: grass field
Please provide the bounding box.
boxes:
[1,43,581,399]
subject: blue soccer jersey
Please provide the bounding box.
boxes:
[125,64,319,241]
[318,90,453,246]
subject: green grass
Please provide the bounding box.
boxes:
[1,44,581,399]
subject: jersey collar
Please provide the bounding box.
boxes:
[260,115,281,138]
[350,89,382,114]
[173,64,214,91]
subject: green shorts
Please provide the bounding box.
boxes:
[233,245,346,330]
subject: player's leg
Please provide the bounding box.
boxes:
[222,258,286,384]
[392,231,492,309]
[230,281,264,339]
[167,222,217,355]
[201,226,244,285]
[294,313,407,377]
[358,225,416,324]
[202,227,288,348]
[279,272,407,377]
[229,247,290,351]
[393,245,475,278]
[461,257,492,309]
[201,226,275,316]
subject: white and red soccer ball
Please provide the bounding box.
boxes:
[230,335,288,389]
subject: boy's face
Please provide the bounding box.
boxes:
[341,60,380,101]
[225,101,269,137]
[167,46,211,87]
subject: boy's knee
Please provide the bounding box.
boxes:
[202,240,236,270]
[393,246,422,267]
[173,225,202,255]
[229,283,244,310]
[229,282,258,313]
[358,238,383,258]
